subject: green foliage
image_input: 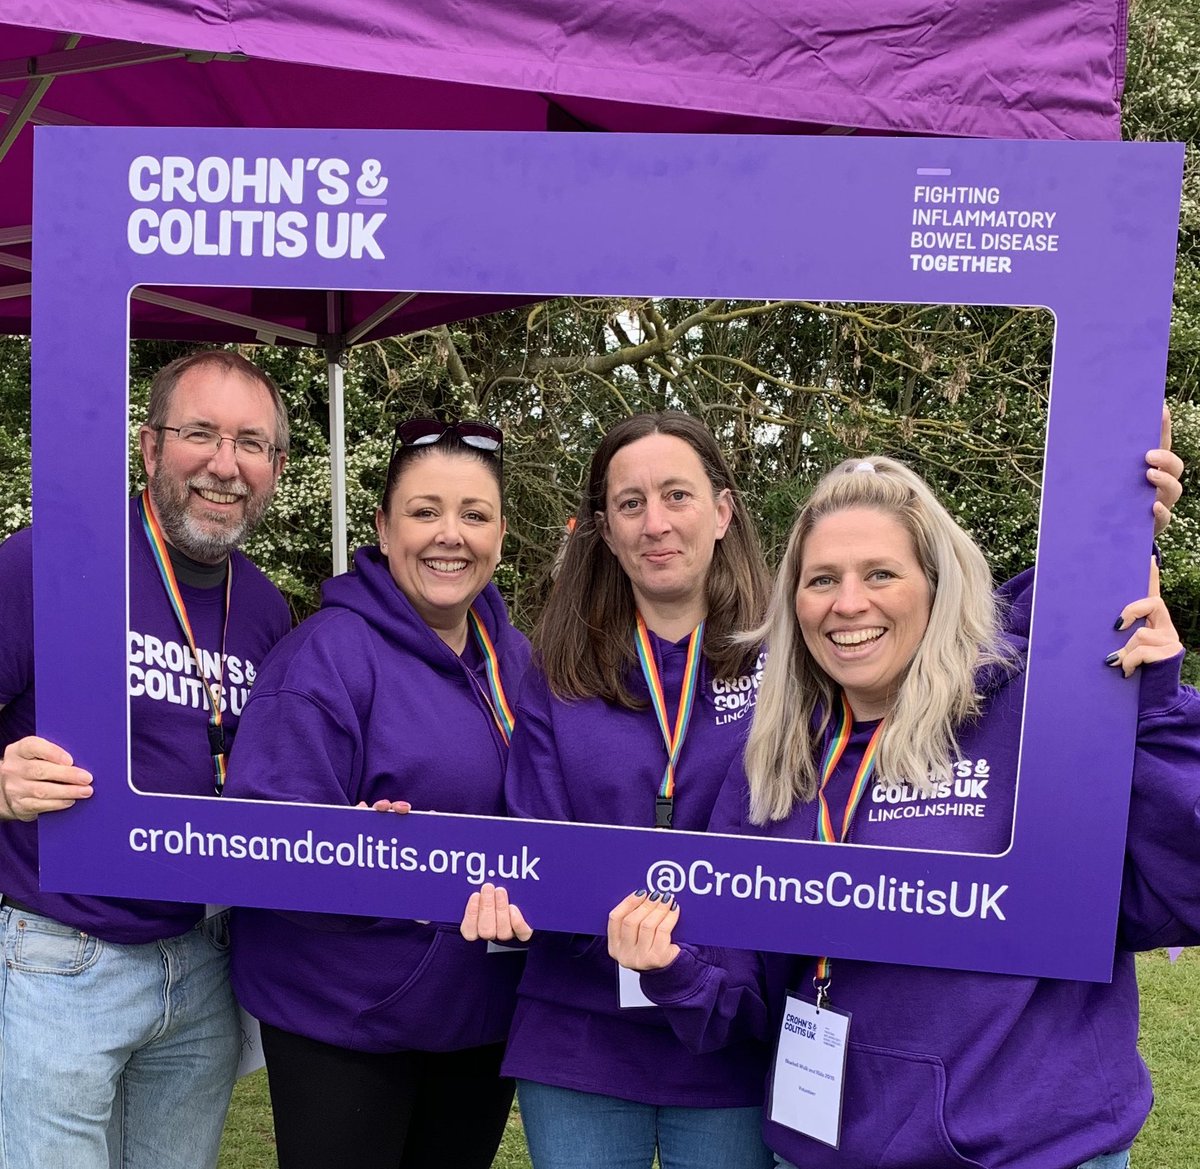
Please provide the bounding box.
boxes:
[1125,0,1200,395]
[339,298,1053,632]
[0,336,32,533]
[1124,0,1200,682]
[1159,397,1200,682]
[0,300,1191,670]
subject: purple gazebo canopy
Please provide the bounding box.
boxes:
[0,0,1129,344]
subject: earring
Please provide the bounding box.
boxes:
[380,544,389,553]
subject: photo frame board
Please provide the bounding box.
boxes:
[31,128,1183,980]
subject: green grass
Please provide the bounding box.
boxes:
[216,1070,276,1169]
[218,949,1200,1168]
[1134,948,1200,1165]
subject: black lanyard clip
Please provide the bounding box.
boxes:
[655,796,674,829]
[207,722,229,757]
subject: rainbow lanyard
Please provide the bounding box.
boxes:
[138,490,233,794]
[812,692,886,1002]
[634,612,704,829]
[467,607,515,746]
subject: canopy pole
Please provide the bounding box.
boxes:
[326,292,349,577]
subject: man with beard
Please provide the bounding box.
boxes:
[0,350,292,1169]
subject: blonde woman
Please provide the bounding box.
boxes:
[612,456,1200,1169]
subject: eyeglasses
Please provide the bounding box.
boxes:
[158,425,278,463]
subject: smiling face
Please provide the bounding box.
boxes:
[598,433,732,635]
[794,507,932,721]
[375,450,505,648]
[139,364,285,563]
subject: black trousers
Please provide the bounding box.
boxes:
[259,1021,515,1169]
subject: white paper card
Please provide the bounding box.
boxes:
[618,962,656,1008]
[204,905,266,1078]
[236,1008,266,1079]
[768,994,851,1147]
[487,940,523,953]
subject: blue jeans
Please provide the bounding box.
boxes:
[519,1080,774,1169]
[0,904,240,1169]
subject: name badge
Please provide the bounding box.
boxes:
[486,940,523,954]
[768,993,851,1148]
[618,962,656,1008]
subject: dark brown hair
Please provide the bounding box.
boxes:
[534,412,770,706]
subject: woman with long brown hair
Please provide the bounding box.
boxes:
[465,411,776,1169]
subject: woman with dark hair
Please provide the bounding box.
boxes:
[225,420,530,1169]
[533,412,769,702]
[463,411,778,1169]
[611,455,1200,1169]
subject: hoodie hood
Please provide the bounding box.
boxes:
[994,565,1032,658]
[974,567,1033,696]
[320,545,522,681]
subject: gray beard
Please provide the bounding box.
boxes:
[149,468,272,564]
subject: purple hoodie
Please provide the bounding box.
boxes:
[0,500,291,943]
[227,546,530,1053]
[502,575,1040,1109]
[641,651,1200,1168]
[501,630,772,1106]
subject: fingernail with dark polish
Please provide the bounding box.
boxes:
[1104,652,1120,666]
[649,890,663,902]
[1113,616,1126,631]
[634,889,647,898]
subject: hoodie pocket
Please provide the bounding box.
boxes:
[350,924,519,1053]
[769,1042,985,1169]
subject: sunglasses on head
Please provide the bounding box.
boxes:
[386,419,505,503]
[393,418,503,454]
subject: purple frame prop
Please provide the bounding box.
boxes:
[32,129,1182,981]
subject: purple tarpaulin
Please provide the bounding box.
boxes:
[0,0,1129,343]
[4,0,1129,139]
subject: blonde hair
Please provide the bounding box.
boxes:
[744,456,1010,825]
